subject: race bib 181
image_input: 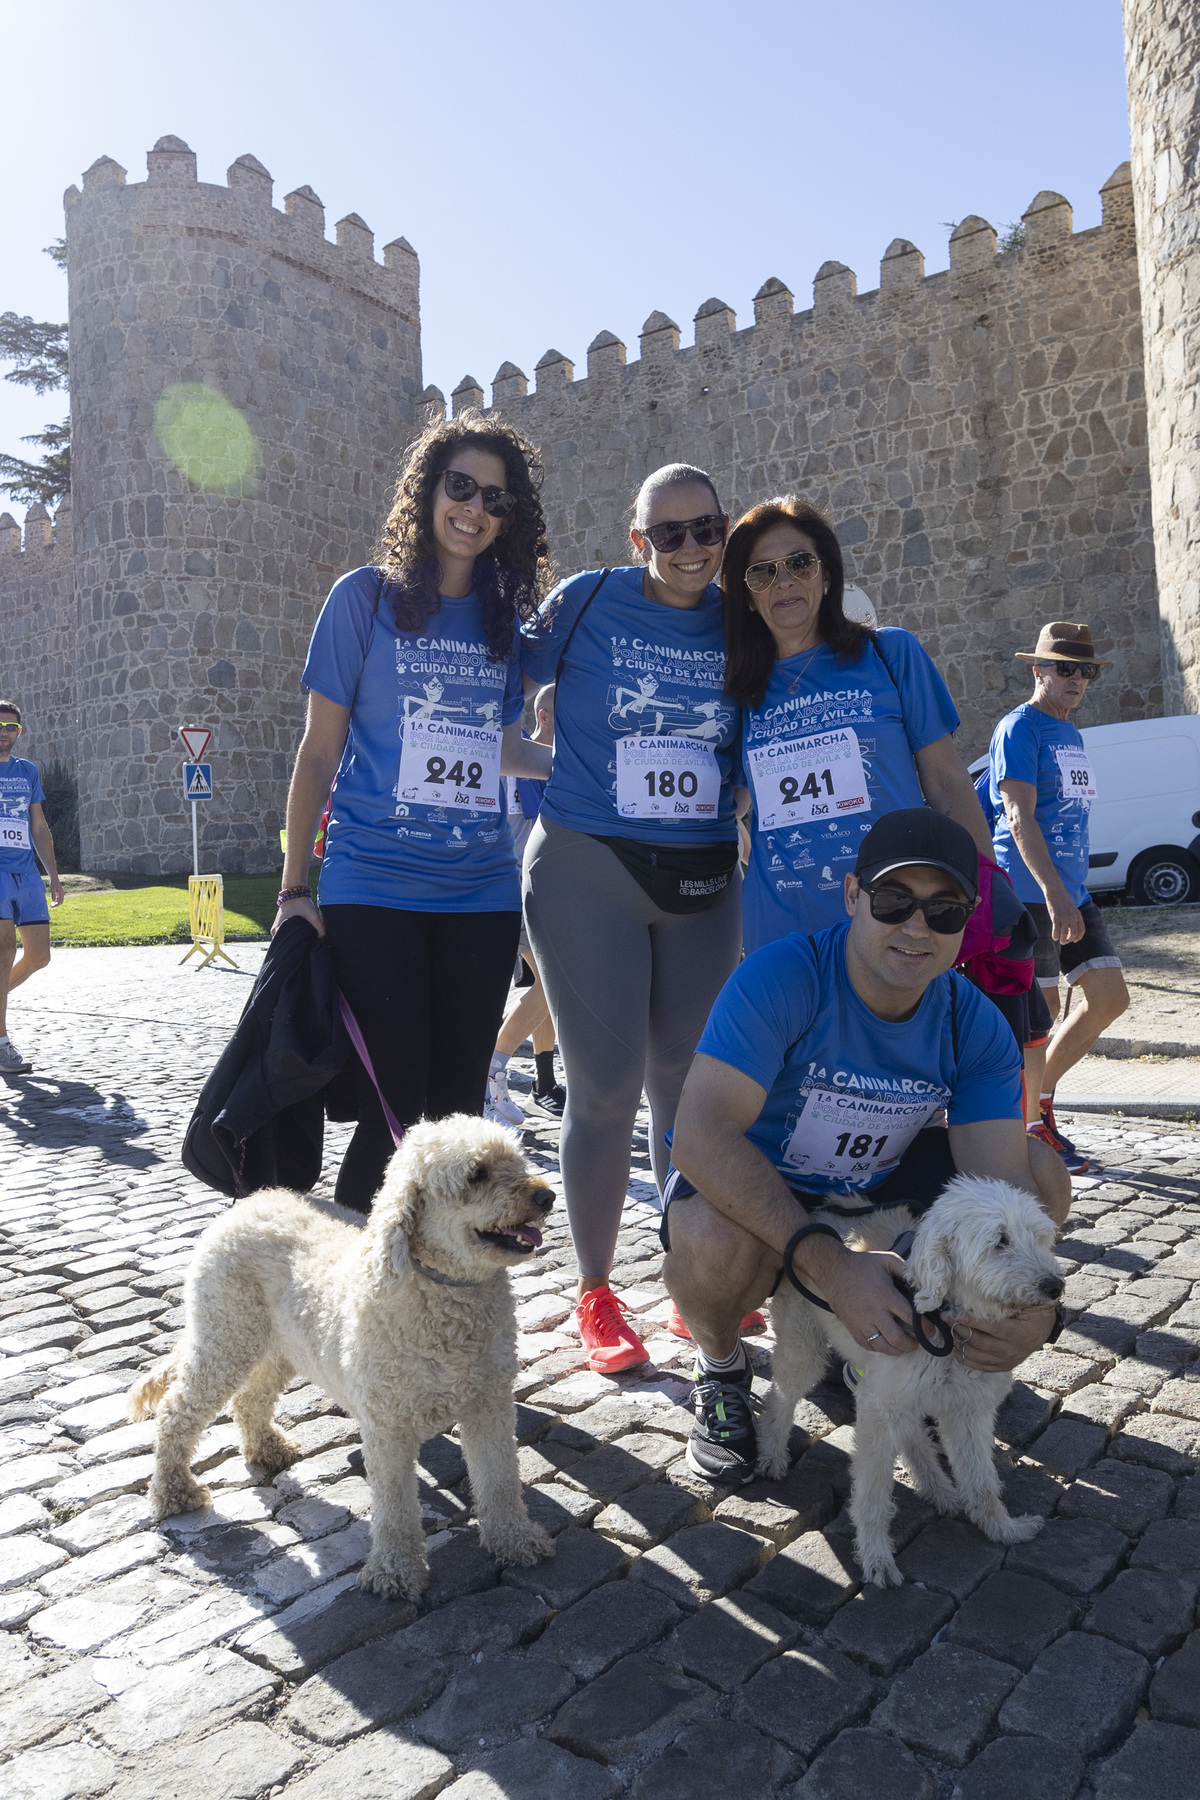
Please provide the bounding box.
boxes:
[616,735,720,820]
[1053,746,1096,802]
[397,718,502,813]
[0,817,30,852]
[781,1087,942,1187]
[748,727,871,831]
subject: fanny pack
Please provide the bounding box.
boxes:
[591,835,739,914]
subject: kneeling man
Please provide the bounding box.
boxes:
[664,809,1071,1482]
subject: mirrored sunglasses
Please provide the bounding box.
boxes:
[441,468,517,517]
[0,720,22,734]
[642,514,727,554]
[1045,661,1101,681]
[745,550,822,593]
[865,883,972,935]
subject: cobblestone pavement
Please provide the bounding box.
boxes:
[1,948,1200,1799]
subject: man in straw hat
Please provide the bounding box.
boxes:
[986,623,1128,1174]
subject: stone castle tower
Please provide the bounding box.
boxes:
[2,9,1199,872]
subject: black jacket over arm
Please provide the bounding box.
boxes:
[182,917,349,1197]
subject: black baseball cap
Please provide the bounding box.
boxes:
[854,808,979,899]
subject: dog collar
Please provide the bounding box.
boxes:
[409,1256,484,1289]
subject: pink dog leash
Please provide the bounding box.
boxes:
[337,990,404,1148]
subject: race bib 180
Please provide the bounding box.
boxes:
[1053,746,1096,802]
[616,735,720,819]
[748,727,870,831]
[397,718,502,812]
[781,1087,942,1187]
[0,817,30,852]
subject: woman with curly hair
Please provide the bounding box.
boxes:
[723,496,991,950]
[520,464,748,1372]
[274,414,553,1211]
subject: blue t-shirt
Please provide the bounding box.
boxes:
[988,703,1091,906]
[740,630,960,949]
[521,567,739,844]
[302,567,525,912]
[697,923,1022,1199]
[0,757,44,875]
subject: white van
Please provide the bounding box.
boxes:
[969,714,1200,905]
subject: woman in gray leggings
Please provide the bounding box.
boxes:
[521,464,748,1372]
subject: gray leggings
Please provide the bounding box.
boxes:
[523,818,742,1280]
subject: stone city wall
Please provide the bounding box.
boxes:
[0,499,77,772]
[61,135,421,872]
[443,164,1157,761]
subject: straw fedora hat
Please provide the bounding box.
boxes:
[1014,621,1113,666]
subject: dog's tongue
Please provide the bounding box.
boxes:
[512,1225,543,1248]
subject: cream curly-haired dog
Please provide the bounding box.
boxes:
[129,1115,555,1600]
[757,1175,1064,1588]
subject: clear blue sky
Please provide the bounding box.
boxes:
[0,0,1131,502]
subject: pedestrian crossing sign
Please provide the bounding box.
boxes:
[182,762,213,801]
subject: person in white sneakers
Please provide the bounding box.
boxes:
[0,700,65,1074]
[486,685,566,1123]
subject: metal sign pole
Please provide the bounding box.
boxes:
[191,800,199,878]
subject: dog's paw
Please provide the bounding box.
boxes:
[148,1475,211,1519]
[243,1430,301,1477]
[861,1552,904,1588]
[980,1509,1044,1545]
[358,1550,427,1601]
[481,1517,555,1568]
[755,1449,792,1482]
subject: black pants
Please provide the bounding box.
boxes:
[321,905,521,1213]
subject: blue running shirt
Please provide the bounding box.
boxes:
[521,566,740,844]
[0,757,44,876]
[988,703,1092,906]
[740,630,960,949]
[302,567,525,912]
[697,923,1022,1198]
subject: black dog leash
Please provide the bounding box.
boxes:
[782,1222,955,1357]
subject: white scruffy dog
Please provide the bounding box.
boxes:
[129,1115,556,1601]
[757,1175,1065,1588]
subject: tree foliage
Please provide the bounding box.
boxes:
[0,241,70,509]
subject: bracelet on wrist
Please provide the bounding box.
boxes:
[276,886,313,906]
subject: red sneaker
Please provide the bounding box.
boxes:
[1028,1119,1089,1175]
[667,1301,768,1340]
[575,1286,650,1373]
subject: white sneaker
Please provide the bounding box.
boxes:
[485,1069,524,1127]
[0,1039,32,1075]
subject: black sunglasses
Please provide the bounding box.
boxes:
[441,468,517,517]
[1043,661,1101,681]
[641,513,727,554]
[745,549,822,593]
[864,882,973,935]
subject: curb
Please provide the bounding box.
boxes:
[1057,1098,1200,1120]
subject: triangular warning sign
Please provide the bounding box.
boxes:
[180,726,212,762]
[185,765,212,799]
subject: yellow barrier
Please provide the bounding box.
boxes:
[180,874,238,971]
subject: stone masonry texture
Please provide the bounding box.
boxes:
[2,947,1200,1792]
[5,85,1200,869]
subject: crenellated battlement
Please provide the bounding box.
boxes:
[436,166,1134,418]
[65,135,420,327]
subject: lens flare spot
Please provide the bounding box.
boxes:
[154,384,261,495]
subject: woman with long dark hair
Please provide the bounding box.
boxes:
[723,496,991,950]
[273,414,553,1212]
[521,464,748,1372]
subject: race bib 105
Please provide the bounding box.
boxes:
[397,718,502,813]
[1053,746,1096,802]
[748,727,871,831]
[781,1087,942,1187]
[0,817,31,852]
[616,735,720,820]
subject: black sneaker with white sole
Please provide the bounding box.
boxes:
[530,1084,567,1119]
[686,1358,758,1483]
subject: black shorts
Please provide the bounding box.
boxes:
[977,977,1054,1050]
[659,1126,958,1282]
[1027,899,1122,989]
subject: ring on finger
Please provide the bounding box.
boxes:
[867,1331,881,1343]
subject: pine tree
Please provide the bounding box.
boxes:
[0,241,70,508]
